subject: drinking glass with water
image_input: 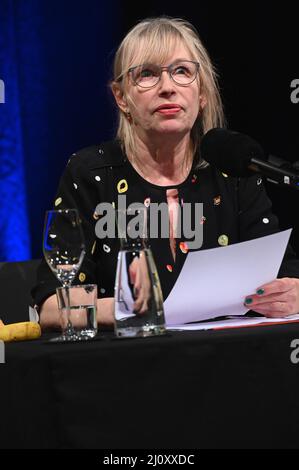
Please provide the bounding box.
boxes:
[56,284,98,340]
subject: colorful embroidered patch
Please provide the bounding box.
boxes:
[144,197,151,207]
[179,242,189,254]
[117,179,128,194]
[55,197,62,207]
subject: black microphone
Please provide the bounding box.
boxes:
[200,128,299,190]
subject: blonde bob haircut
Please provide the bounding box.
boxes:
[111,16,226,168]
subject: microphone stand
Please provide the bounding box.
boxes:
[249,156,299,190]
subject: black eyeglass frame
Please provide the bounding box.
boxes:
[116,60,200,88]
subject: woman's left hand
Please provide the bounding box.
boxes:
[244,278,299,317]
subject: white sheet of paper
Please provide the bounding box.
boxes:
[167,314,299,331]
[164,229,292,326]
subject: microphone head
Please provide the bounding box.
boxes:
[200,128,265,177]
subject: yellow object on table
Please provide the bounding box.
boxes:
[0,321,41,342]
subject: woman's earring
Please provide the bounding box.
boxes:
[126,110,132,123]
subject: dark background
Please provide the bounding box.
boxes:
[0,0,298,260]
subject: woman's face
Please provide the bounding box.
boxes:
[124,43,204,143]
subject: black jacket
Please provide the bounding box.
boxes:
[32,140,299,306]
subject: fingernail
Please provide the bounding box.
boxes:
[245,298,253,305]
[256,289,265,296]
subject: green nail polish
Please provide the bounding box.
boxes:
[245,298,253,305]
[256,289,265,296]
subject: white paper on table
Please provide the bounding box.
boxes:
[168,314,299,331]
[164,229,292,326]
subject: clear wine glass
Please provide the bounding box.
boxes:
[43,209,86,342]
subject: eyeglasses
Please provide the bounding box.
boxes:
[117,60,200,89]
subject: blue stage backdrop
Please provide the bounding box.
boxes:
[0,1,31,260]
[0,0,121,261]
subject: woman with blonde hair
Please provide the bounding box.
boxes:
[111,16,225,170]
[33,16,299,329]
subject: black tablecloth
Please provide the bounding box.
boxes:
[1,323,299,449]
